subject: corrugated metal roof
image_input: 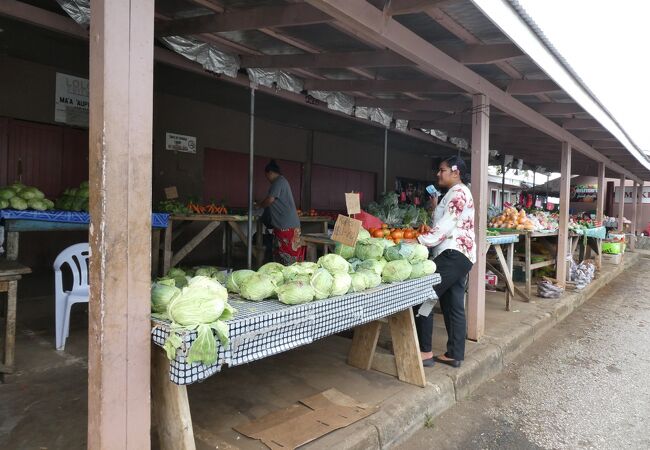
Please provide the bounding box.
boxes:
[276,24,373,52]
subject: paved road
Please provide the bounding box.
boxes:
[399,257,650,450]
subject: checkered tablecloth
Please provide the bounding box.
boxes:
[152,274,441,385]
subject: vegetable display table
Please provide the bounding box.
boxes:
[161,215,264,275]
[298,216,330,235]
[151,274,440,450]
[569,226,606,269]
[0,260,31,380]
[0,210,169,276]
[508,231,559,301]
[300,232,334,261]
[485,234,520,311]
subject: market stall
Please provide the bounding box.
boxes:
[0,260,31,379]
[485,233,520,310]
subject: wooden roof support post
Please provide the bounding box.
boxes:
[596,162,606,222]
[88,0,154,448]
[631,182,639,250]
[467,94,489,341]
[618,174,626,232]
[556,142,571,285]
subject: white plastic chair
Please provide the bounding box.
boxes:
[53,243,90,351]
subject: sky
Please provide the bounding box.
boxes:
[516,0,650,153]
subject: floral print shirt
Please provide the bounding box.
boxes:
[417,183,476,264]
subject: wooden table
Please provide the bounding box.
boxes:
[485,234,521,311]
[301,232,335,261]
[298,216,330,235]
[0,260,31,379]
[150,274,440,450]
[510,231,559,301]
[161,215,264,275]
[569,227,606,269]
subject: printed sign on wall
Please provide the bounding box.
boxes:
[166,132,197,153]
[614,186,650,204]
[55,73,89,127]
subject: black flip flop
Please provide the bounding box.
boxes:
[434,356,461,368]
[422,358,435,367]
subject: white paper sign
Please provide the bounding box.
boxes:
[55,73,89,127]
[614,186,650,204]
[166,132,197,153]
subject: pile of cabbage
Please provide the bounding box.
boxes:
[224,230,436,305]
[55,181,90,212]
[151,266,234,366]
[0,183,55,211]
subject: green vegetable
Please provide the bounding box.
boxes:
[282,263,313,282]
[349,272,368,293]
[409,260,437,279]
[42,198,54,210]
[310,268,334,300]
[354,239,385,261]
[9,196,28,210]
[409,244,429,262]
[225,269,255,294]
[330,272,352,296]
[27,199,47,211]
[358,259,386,276]
[357,270,381,288]
[0,199,8,209]
[194,266,226,284]
[167,267,186,278]
[0,188,14,200]
[240,273,276,301]
[317,254,350,274]
[358,228,371,240]
[381,260,412,283]
[151,282,180,314]
[18,187,39,200]
[77,186,89,198]
[258,262,284,274]
[384,243,429,263]
[276,280,315,305]
[334,242,355,259]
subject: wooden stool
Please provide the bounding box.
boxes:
[0,260,31,379]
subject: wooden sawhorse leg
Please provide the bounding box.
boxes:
[348,308,426,387]
[0,279,18,379]
[151,347,195,450]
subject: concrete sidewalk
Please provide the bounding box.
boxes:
[0,253,639,449]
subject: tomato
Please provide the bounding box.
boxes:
[393,238,402,245]
[372,229,385,238]
[383,229,391,237]
[403,230,415,239]
[390,230,404,240]
[368,227,376,234]
[381,223,388,229]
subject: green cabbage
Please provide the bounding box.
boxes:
[258,262,284,274]
[410,244,429,262]
[167,267,186,278]
[381,260,413,283]
[18,187,40,200]
[317,253,350,274]
[240,273,276,301]
[194,266,227,284]
[42,198,54,210]
[347,258,362,273]
[348,272,367,293]
[151,282,180,314]
[77,186,89,198]
[9,196,27,210]
[357,270,381,289]
[354,239,385,261]
[358,259,385,276]
[276,281,315,305]
[282,263,314,282]
[409,260,437,279]
[384,243,429,263]
[310,268,334,300]
[358,228,371,240]
[330,272,352,296]
[334,243,355,260]
[0,188,14,200]
[27,199,47,211]
[225,269,255,293]
[0,199,8,209]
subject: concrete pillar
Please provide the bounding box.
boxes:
[618,174,626,232]
[467,94,489,341]
[631,182,639,250]
[88,0,154,448]
[596,162,605,222]
[556,142,571,284]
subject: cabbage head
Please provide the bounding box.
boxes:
[381,260,413,283]
[0,199,8,209]
[318,254,350,274]
[240,273,276,301]
[27,199,47,211]
[167,267,186,278]
[42,198,55,210]
[358,228,371,240]
[334,242,355,260]
[9,196,27,210]
[330,272,352,296]
[384,243,428,262]
[282,263,315,282]
[409,244,429,262]
[357,270,381,288]
[276,281,315,305]
[310,268,334,300]
[358,259,385,276]
[194,266,219,278]
[18,187,40,200]
[225,269,255,293]
[354,239,385,261]
[409,260,437,279]
[0,188,14,200]
[348,272,368,293]
[347,258,362,273]
[151,282,180,314]
[257,262,284,285]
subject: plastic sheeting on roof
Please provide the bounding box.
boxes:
[162,36,240,78]
[450,137,469,150]
[56,0,89,27]
[369,108,392,128]
[309,91,355,116]
[247,69,304,93]
[396,119,408,132]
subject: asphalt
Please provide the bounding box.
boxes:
[398,255,650,450]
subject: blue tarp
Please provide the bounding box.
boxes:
[0,209,169,229]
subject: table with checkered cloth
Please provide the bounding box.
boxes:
[152,273,441,385]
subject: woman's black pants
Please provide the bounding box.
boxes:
[413,249,473,360]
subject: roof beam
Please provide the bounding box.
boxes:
[0,0,87,39]
[533,102,584,115]
[587,140,626,149]
[385,0,450,16]
[303,78,461,93]
[446,43,524,64]
[506,79,561,95]
[354,97,469,111]
[305,0,643,182]
[562,118,601,130]
[155,3,332,37]
[240,50,412,69]
[572,130,616,141]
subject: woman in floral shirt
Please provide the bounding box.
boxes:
[415,156,475,368]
